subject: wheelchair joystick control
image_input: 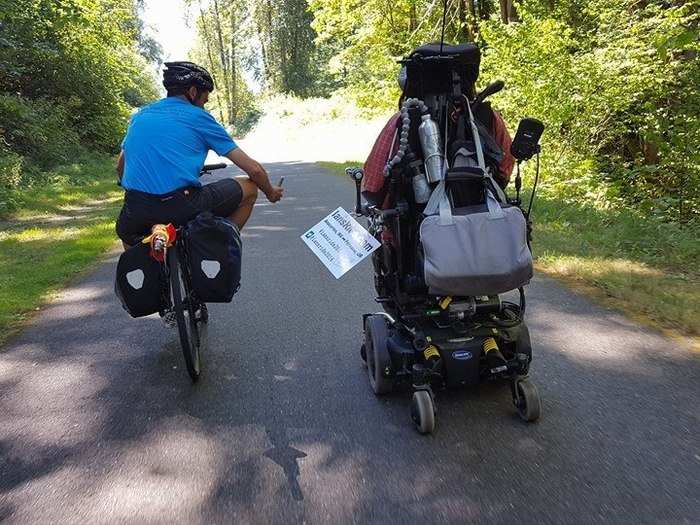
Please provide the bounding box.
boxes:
[346,167,364,215]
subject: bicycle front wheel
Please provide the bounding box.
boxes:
[168,247,206,382]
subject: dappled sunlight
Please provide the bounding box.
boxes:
[0,226,82,243]
[535,255,700,337]
[52,283,111,305]
[539,255,666,279]
[9,188,122,222]
[0,220,117,245]
[0,357,108,448]
[291,205,333,213]
[288,440,365,517]
[56,195,122,212]
[89,424,226,522]
[2,159,698,522]
[2,420,228,523]
[244,225,292,232]
[254,196,298,206]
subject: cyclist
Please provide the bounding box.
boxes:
[116,61,283,247]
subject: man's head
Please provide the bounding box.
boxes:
[162,61,214,108]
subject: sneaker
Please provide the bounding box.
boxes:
[160,308,177,328]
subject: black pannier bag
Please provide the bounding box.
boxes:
[184,212,241,303]
[115,243,164,317]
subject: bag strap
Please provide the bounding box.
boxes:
[425,99,507,225]
[486,188,505,219]
[466,98,508,204]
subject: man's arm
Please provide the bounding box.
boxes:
[225,148,283,202]
[116,150,125,184]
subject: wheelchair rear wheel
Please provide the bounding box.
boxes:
[364,315,394,395]
[169,247,207,382]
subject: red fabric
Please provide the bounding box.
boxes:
[362,112,400,194]
[492,110,515,184]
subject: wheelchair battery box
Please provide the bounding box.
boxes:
[437,337,484,388]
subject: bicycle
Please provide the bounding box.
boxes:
[150,162,228,382]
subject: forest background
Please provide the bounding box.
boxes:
[0,0,698,342]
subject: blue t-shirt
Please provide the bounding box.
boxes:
[120,97,237,194]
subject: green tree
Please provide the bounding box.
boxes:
[0,0,160,212]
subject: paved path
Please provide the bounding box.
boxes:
[1,163,698,524]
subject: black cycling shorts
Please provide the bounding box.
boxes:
[116,178,243,245]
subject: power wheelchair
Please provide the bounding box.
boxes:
[347,43,545,434]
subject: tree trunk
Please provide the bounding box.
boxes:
[212,0,234,125]
[198,0,226,123]
[499,0,518,23]
[467,0,478,39]
[507,0,519,22]
[409,0,417,32]
[229,3,237,126]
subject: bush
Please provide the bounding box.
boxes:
[479,2,700,225]
[0,143,24,216]
[0,94,85,168]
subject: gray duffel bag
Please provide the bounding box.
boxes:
[420,190,533,296]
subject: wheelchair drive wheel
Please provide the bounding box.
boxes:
[411,390,436,434]
[169,248,208,382]
[513,378,541,422]
[364,314,394,395]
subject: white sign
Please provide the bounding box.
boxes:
[301,207,381,279]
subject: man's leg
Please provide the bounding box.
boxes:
[229,176,258,230]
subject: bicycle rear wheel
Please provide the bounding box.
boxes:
[168,247,207,382]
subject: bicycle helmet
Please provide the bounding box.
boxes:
[162,61,215,92]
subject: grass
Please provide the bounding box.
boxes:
[318,161,700,346]
[0,155,122,346]
[318,161,363,175]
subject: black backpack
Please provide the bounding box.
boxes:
[115,243,165,317]
[183,212,242,303]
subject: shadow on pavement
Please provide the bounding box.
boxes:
[1,162,698,523]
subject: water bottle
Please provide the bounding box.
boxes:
[408,155,431,204]
[418,114,444,183]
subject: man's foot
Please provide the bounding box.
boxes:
[160,308,177,328]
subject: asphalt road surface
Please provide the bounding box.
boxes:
[1,163,698,524]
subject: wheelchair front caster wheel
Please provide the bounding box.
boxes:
[411,390,435,434]
[514,379,541,422]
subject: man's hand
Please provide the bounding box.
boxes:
[265,185,284,203]
[226,147,282,200]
